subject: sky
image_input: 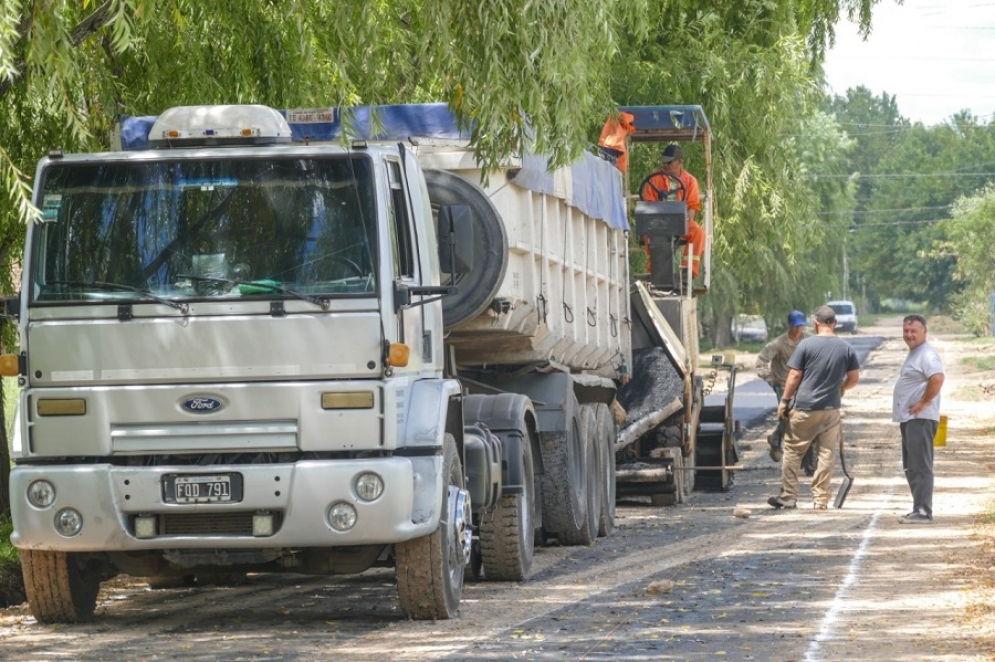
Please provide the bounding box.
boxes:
[823,0,995,126]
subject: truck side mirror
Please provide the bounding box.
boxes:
[437,205,474,274]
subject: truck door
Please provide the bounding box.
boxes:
[386,157,426,371]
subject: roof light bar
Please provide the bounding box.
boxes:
[148,105,292,148]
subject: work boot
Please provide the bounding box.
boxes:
[767,495,796,509]
[898,511,933,524]
[767,435,782,463]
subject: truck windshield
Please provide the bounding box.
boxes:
[30,155,378,305]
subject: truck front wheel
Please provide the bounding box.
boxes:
[20,549,102,623]
[395,434,470,619]
[480,436,536,581]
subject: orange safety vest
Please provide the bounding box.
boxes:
[598,112,636,173]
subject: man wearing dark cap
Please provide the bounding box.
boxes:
[768,305,860,510]
[756,310,813,463]
[639,144,706,279]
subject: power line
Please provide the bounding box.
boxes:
[816,205,954,216]
[850,218,952,227]
[806,172,995,179]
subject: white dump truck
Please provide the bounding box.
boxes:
[2,103,735,623]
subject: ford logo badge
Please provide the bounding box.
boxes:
[181,396,224,414]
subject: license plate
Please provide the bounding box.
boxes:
[163,474,241,504]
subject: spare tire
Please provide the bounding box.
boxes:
[423,169,508,329]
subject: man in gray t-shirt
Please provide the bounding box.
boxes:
[768,306,860,510]
[893,314,944,524]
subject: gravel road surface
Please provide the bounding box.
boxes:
[2,317,992,661]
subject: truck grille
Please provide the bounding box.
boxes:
[134,512,284,537]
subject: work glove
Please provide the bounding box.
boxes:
[777,400,791,421]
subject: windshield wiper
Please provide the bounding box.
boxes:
[48,280,189,313]
[177,274,330,311]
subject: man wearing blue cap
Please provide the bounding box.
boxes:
[756,311,812,463]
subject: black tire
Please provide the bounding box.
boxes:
[395,434,468,619]
[423,170,508,329]
[20,550,102,623]
[594,403,616,537]
[557,405,598,546]
[480,438,536,581]
[540,395,587,540]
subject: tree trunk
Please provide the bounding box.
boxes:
[711,310,734,349]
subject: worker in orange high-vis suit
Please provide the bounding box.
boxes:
[639,144,705,279]
[597,111,636,173]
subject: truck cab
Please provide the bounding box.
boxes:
[5,105,479,622]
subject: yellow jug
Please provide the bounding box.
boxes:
[933,415,948,447]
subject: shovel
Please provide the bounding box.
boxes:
[834,424,853,509]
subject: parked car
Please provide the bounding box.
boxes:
[826,300,858,334]
[732,314,769,343]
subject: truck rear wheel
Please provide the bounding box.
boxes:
[395,434,470,619]
[480,438,536,581]
[540,397,588,542]
[594,403,616,537]
[557,405,598,546]
[20,549,101,623]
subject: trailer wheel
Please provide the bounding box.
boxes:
[20,549,102,623]
[480,439,536,581]
[557,405,598,546]
[540,397,588,542]
[395,434,469,619]
[594,403,616,537]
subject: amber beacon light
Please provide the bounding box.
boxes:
[386,343,410,368]
[0,354,20,377]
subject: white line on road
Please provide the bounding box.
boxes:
[803,510,882,662]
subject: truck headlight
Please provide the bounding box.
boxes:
[54,508,83,537]
[354,472,384,502]
[27,480,56,508]
[327,502,358,532]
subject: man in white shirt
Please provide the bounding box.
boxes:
[892,314,945,524]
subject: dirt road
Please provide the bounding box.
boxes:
[1,317,993,660]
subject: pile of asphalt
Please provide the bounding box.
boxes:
[617,347,684,423]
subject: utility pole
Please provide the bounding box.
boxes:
[842,236,849,300]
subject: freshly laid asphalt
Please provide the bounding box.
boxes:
[709,334,885,431]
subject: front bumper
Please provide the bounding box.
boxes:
[10,457,442,552]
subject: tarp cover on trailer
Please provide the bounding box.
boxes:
[118,104,627,231]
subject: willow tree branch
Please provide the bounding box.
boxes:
[0,0,115,101]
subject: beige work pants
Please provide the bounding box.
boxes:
[778,408,840,507]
